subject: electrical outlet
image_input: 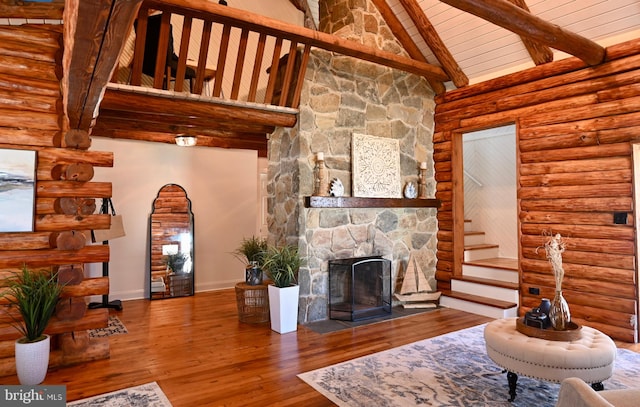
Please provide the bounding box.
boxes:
[529,287,540,295]
[614,212,628,225]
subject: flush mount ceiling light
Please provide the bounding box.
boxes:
[175,135,197,147]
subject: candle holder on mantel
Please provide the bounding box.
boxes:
[314,152,329,196]
[418,162,427,199]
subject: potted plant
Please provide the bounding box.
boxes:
[2,266,63,384]
[232,236,267,285]
[261,244,302,334]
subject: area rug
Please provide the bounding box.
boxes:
[67,382,172,406]
[298,324,640,406]
[88,316,128,338]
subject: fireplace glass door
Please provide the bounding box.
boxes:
[329,256,391,321]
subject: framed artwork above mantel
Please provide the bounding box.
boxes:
[352,133,402,198]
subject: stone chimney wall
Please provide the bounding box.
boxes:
[267,0,438,324]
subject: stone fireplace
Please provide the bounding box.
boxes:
[266,0,438,324]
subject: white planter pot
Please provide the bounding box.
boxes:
[15,334,50,385]
[268,284,299,334]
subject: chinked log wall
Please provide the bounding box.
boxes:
[0,24,113,375]
[434,38,640,343]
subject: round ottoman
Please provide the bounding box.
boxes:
[484,317,616,401]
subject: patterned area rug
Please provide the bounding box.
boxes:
[298,324,640,406]
[88,316,128,338]
[67,382,172,406]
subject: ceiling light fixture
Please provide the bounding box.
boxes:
[175,135,197,147]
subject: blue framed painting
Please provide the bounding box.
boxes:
[0,149,36,232]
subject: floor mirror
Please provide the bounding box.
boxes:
[149,184,194,299]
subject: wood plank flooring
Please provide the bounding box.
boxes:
[1,289,638,406]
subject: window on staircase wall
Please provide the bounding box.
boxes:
[463,125,517,260]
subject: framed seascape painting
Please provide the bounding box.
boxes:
[0,149,36,232]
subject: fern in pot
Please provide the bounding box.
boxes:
[2,266,63,384]
[261,244,302,334]
[232,236,267,285]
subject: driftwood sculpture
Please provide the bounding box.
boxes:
[544,233,566,292]
[544,233,571,330]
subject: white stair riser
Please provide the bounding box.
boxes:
[451,280,519,304]
[463,264,518,283]
[464,247,499,261]
[464,221,473,232]
[440,296,518,319]
[464,233,485,246]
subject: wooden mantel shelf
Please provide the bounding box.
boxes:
[304,196,441,208]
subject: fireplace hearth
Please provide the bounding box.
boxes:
[329,256,392,321]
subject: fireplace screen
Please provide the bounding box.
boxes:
[329,256,392,321]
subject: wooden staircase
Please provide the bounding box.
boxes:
[440,220,519,318]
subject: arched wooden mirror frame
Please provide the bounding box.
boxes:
[149,184,194,299]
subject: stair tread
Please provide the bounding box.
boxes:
[464,231,485,236]
[451,275,518,290]
[464,257,518,271]
[441,289,517,309]
[464,243,499,250]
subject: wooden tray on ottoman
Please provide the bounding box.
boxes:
[516,318,582,341]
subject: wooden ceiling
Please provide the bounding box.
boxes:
[2,0,639,154]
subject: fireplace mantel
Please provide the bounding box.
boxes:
[304,196,441,209]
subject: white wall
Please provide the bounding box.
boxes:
[87,138,259,301]
[228,0,303,24]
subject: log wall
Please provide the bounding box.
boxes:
[0,24,113,376]
[434,39,640,343]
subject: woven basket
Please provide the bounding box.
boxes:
[235,283,269,323]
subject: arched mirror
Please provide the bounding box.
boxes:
[149,184,194,299]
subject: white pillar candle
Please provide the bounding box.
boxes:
[317,152,324,161]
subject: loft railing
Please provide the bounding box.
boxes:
[113,0,311,109]
[112,0,448,109]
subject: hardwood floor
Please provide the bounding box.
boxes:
[1,289,638,405]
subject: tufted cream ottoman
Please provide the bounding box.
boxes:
[484,317,616,402]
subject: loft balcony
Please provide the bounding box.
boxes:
[64,0,447,154]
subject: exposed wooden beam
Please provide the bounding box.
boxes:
[0,0,64,19]
[95,110,276,135]
[93,86,295,155]
[507,0,553,65]
[147,0,450,82]
[370,0,445,94]
[99,87,298,128]
[397,0,468,88]
[440,0,605,66]
[91,128,268,156]
[63,0,143,131]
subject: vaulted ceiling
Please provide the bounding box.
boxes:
[293,0,640,88]
[388,0,640,86]
[2,0,640,153]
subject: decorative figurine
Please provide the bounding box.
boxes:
[404,182,417,199]
[330,178,344,197]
